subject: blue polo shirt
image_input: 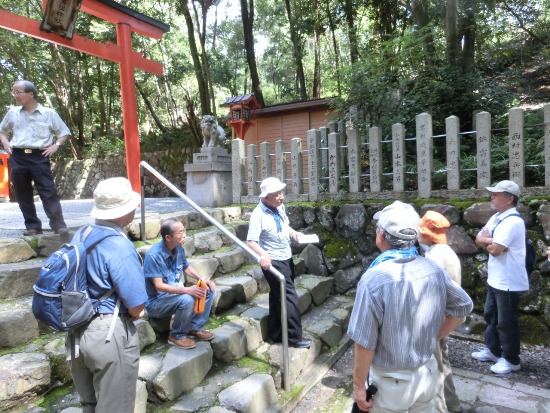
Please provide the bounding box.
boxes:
[143,240,190,301]
[85,222,147,314]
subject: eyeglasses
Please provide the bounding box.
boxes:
[172,230,186,237]
[11,90,26,97]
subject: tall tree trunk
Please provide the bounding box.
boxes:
[462,0,476,73]
[343,0,359,63]
[326,0,342,96]
[136,81,167,133]
[159,43,179,127]
[312,0,321,99]
[75,59,85,158]
[284,0,308,100]
[240,0,265,106]
[47,44,79,159]
[406,0,436,63]
[178,0,211,115]
[446,0,459,66]
[96,59,106,136]
[193,1,217,117]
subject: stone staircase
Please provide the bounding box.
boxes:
[0,206,354,413]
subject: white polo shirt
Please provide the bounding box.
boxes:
[482,208,529,292]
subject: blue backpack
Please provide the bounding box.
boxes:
[32,226,119,331]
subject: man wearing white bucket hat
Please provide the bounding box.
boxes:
[246,177,312,348]
[67,177,147,413]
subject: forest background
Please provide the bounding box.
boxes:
[0,0,549,170]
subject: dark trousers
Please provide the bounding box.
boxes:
[483,285,522,365]
[9,150,66,232]
[262,258,303,344]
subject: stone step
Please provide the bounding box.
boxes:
[0,272,349,413]
[0,204,356,412]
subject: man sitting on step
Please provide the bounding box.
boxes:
[144,217,216,349]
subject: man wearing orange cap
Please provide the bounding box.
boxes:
[419,211,463,413]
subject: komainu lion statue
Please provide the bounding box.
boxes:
[200,115,226,148]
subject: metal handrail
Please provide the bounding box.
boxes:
[139,161,291,391]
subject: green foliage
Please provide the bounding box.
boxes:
[82,136,126,158]
[140,127,197,152]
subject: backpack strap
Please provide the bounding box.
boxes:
[80,225,124,343]
[490,213,522,236]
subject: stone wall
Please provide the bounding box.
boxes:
[283,200,550,346]
[51,147,197,199]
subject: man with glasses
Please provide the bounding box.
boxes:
[0,80,70,237]
[247,177,312,348]
[473,180,529,374]
[143,217,216,349]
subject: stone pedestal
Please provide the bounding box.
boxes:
[184,147,233,207]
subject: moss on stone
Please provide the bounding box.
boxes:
[35,383,75,411]
[204,313,239,330]
[279,384,305,404]
[519,315,550,345]
[234,353,273,374]
[470,323,486,336]
[324,238,357,259]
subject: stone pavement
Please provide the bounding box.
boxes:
[0,197,193,238]
[310,338,550,413]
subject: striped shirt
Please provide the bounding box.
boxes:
[348,256,473,369]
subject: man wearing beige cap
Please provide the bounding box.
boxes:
[67,177,147,413]
[348,202,473,412]
[419,211,463,413]
[473,180,529,374]
[246,177,311,348]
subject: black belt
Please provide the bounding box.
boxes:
[12,148,45,154]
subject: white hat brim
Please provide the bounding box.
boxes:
[90,191,141,220]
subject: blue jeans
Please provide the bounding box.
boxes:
[146,289,215,339]
[483,286,522,365]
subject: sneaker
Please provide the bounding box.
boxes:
[490,357,521,374]
[168,335,196,349]
[188,330,214,341]
[471,347,499,362]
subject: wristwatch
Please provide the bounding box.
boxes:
[55,141,61,147]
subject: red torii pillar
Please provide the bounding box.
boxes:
[0,0,169,193]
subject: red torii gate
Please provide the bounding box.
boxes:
[0,0,169,193]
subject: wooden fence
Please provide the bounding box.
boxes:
[231,104,550,204]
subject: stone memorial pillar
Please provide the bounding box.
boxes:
[184,147,233,207]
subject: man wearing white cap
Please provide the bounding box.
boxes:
[473,180,529,374]
[348,202,473,412]
[67,177,147,413]
[246,177,311,348]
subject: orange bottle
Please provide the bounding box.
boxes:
[194,279,207,314]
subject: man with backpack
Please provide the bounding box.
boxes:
[473,180,530,374]
[67,177,147,413]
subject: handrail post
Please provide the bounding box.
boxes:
[139,160,291,391]
[140,164,146,243]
